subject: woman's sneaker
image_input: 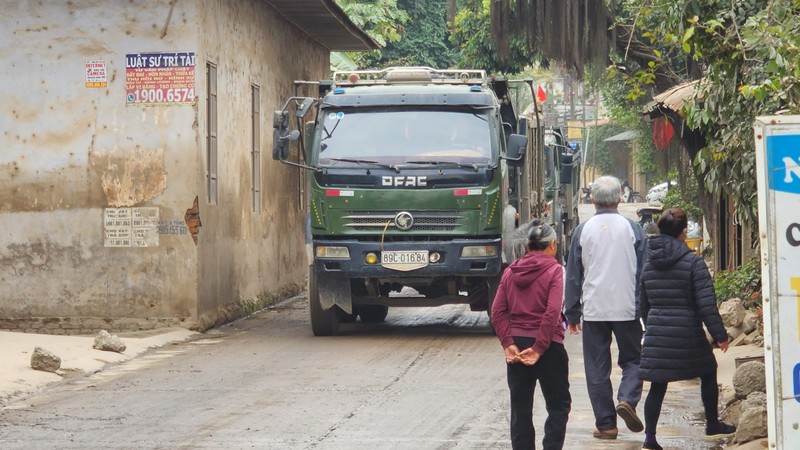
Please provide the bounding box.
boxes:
[705,421,736,439]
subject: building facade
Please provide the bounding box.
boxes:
[0,0,373,333]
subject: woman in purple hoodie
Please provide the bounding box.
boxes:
[491,219,571,450]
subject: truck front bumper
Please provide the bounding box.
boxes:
[313,238,502,278]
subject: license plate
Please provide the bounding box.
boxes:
[381,250,429,271]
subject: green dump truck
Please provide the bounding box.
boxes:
[272,67,577,335]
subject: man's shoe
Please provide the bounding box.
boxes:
[705,421,736,439]
[592,427,618,439]
[616,401,644,432]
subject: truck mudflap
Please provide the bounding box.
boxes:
[317,273,353,315]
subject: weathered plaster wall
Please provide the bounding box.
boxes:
[0,0,200,330]
[0,0,326,332]
[193,0,327,328]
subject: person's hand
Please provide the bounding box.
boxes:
[717,340,730,353]
[568,323,582,335]
[504,345,521,364]
[518,348,541,366]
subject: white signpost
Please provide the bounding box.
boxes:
[754,116,800,449]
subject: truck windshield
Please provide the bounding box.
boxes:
[316,109,494,168]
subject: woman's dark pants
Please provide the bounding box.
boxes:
[507,339,571,450]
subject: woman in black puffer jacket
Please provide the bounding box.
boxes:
[637,208,736,450]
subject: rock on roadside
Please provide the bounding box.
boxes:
[719,298,745,328]
[733,361,766,399]
[93,330,126,353]
[31,346,61,373]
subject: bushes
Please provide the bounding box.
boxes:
[713,258,761,310]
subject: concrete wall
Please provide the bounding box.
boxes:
[193,0,327,329]
[0,0,326,333]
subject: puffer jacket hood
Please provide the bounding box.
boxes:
[508,252,560,288]
[647,234,691,270]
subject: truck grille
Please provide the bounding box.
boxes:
[343,211,460,231]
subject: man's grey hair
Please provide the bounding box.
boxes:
[591,175,622,207]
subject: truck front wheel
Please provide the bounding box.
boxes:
[309,267,340,336]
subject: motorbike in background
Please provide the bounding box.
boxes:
[637,206,662,235]
[638,206,704,254]
[581,184,592,204]
[621,180,645,203]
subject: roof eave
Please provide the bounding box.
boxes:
[264,0,379,52]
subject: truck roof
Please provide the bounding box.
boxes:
[323,84,498,108]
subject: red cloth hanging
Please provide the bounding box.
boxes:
[536,85,547,103]
[653,116,675,150]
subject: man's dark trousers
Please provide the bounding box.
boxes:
[581,320,643,430]
[507,339,571,449]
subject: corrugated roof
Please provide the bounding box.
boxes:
[643,80,701,117]
[265,0,378,51]
[604,130,640,142]
[654,80,698,111]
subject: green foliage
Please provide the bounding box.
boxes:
[376,0,457,69]
[450,0,533,74]
[713,258,762,310]
[587,67,658,180]
[585,123,625,175]
[336,0,410,68]
[687,3,800,227]
[338,0,457,70]
[611,2,800,231]
[661,173,701,222]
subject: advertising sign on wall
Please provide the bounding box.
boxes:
[754,116,800,449]
[125,52,195,106]
[104,207,160,247]
[85,60,107,88]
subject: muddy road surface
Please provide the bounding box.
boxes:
[1,295,729,449]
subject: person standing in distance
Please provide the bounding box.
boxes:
[492,219,571,450]
[564,175,647,440]
[638,208,736,450]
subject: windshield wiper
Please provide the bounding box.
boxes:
[328,158,396,171]
[398,160,486,172]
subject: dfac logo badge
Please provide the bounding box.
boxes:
[767,134,800,194]
[394,211,414,231]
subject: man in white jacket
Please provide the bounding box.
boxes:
[564,175,647,440]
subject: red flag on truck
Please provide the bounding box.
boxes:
[536,85,547,103]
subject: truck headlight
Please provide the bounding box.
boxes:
[316,246,350,259]
[461,245,498,258]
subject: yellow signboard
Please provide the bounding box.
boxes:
[567,121,583,140]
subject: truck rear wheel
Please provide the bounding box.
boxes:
[309,267,340,336]
[358,305,388,323]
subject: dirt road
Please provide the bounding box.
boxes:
[0,289,730,449]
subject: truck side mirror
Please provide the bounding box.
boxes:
[273,110,299,160]
[296,97,315,118]
[504,134,528,166]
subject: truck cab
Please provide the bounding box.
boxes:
[272,67,527,335]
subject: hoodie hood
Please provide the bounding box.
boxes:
[508,252,559,288]
[647,234,691,269]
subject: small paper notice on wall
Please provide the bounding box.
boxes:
[104,207,159,247]
[86,60,107,88]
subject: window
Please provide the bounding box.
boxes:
[206,62,218,204]
[251,84,261,213]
